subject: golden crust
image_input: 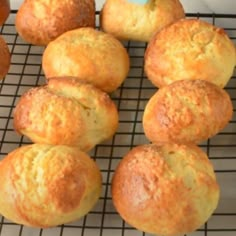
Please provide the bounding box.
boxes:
[0,144,102,227]
[143,80,233,145]
[0,0,10,26]
[15,0,95,45]
[100,0,185,42]
[13,77,119,151]
[42,27,130,93]
[145,19,236,88]
[112,143,219,236]
[0,35,10,80]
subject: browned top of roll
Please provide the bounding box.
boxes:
[0,0,10,26]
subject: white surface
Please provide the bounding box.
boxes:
[9,0,236,12]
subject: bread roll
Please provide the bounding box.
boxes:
[143,80,233,145]
[0,144,102,228]
[0,35,10,80]
[0,0,10,26]
[100,0,185,42]
[15,0,95,45]
[14,77,119,151]
[112,143,219,236]
[42,27,130,93]
[145,19,236,88]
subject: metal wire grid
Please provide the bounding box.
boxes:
[0,11,236,236]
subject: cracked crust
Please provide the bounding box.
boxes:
[0,144,102,227]
[13,77,119,151]
[100,0,185,42]
[143,79,233,145]
[145,19,236,88]
[112,143,219,236]
[15,0,95,45]
[42,27,130,93]
[0,35,10,80]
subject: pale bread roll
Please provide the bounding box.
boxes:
[100,0,185,42]
[112,143,219,236]
[145,19,236,88]
[14,77,119,151]
[143,80,233,145]
[0,144,102,228]
[42,27,130,93]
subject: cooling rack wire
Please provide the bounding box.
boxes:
[0,11,236,236]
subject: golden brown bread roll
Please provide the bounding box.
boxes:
[15,0,95,45]
[0,0,10,26]
[143,80,233,145]
[14,77,119,151]
[0,35,10,80]
[0,144,102,228]
[100,0,185,42]
[112,143,219,236]
[145,19,236,88]
[42,27,130,93]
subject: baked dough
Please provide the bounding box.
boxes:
[112,143,219,236]
[14,77,119,151]
[42,27,130,93]
[143,80,233,145]
[0,0,10,26]
[145,19,236,88]
[0,35,10,80]
[100,0,185,42]
[0,144,102,227]
[15,0,95,45]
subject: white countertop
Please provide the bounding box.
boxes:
[9,0,236,13]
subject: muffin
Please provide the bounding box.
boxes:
[15,0,95,45]
[0,35,10,80]
[0,0,10,26]
[14,77,119,151]
[112,143,219,236]
[143,79,233,145]
[0,144,102,228]
[145,19,236,88]
[42,27,130,93]
[100,0,185,42]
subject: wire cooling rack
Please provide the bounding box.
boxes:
[0,11,236,236]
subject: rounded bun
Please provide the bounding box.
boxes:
[0,144,102,228]
[100,0,185,42]
[143,79,233,145]
[145,19,236,88]
[0,35,10,80]
[13,77,119,151]
[15,0,95,45]
[42,27,130,93]
[0,0,10,26]
[112,143,219,236]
